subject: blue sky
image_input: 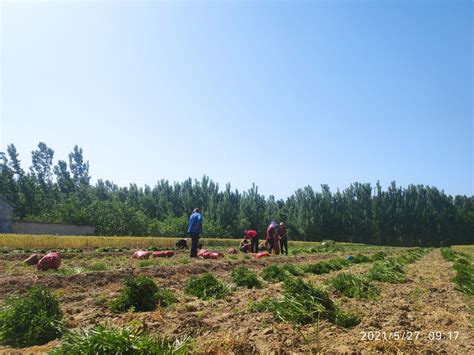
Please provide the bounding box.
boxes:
[1,0,472,198]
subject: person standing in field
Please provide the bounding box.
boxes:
[244,229,259,253]
[266,221,280,255]
[278,222,288,255]
[187,208,203,257]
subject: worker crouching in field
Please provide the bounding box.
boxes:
[278,222,288,255]
[187,208,203,257]
[239,236,251,253]
[176,239,188,249]
[266,221,280,255]
[244,229,259,253]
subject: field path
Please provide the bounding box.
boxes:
[316,249,474,353]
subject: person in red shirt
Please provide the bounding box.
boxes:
[244,229,259,253]
[278,222,288,255]
[266,221,280,255]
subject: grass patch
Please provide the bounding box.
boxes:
[351,254,371,264]
[231,266,262,289]
[185,273,232,300]
[453,258,474,295]
[85,262,108,271]
[281,263,305,276]
[0,286,63,347]
[51,324,190,355]
[303,258,351,275]
[249,278,360,328]
[261,264,293,283]
[329,273,380,299]
[111,275,177,312]
[441,247,457,262]
[367,260,406,283]
[370,251,387,261]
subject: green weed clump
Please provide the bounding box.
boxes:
[303,258,351,275]
[261,264,293,283]
[351,254,371,264]
[185,273,232,300]
[86,262,107,271]
[368,260,406,283]
[370,251,387,261]
[281,263,305,276]
[231,266,262,289]
[0,286,63,347]
[249,278,360,328]
[396,248,428,264]
[453,258,474,295]
[111,275,177,312]
[441,248,457,262]
[329,273,380,299]
[51,325,190,355]
[330,307,362,328]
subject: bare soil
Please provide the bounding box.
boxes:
[0,249,472,354]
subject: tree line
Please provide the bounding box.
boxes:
[1,142,473,246]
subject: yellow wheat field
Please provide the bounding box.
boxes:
[0,234,321,250]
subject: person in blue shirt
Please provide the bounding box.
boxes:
[187,208,203,257]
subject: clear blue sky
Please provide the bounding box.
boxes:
[1,0,472,198]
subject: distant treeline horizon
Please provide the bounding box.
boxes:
[1,142,473,247]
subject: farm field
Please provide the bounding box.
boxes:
[0,236,472,354]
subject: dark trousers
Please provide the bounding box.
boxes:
[267,239,274,254]
[280,238,288,255]
[189,233,199,257]
[251,237,259,253]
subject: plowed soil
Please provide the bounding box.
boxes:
[0,249,472,354]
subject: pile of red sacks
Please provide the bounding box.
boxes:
[198,249,224,259]
[36,252,62,271]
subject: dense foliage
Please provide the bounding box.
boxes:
[1,142,473,246]
[51,325,190,355]
[111,275,176,312]
[0,286,63,347]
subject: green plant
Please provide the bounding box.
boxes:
[303,258,351,275]
[250,278,359,327]
[51,324,190,355]
[185,273,231,300]
[453,258,473,295]
[351,254,371,264]
[281,263,305,276]
[86,262,107,271]
[441,247,457,262]
[329,273,380,299]
[330,307,361,327]
[261,264,292,283]
[370,251,386,261]
[368,260,406,283]
[111,275,177,312]
[231,266,262,289]
[0,286,63,347]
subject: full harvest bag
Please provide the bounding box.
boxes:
[255,252,271,259]
[132,250,151,259]
[152,251,175,258]
[37,252,61,271]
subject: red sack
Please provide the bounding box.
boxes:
[197,249,209,257]
[227,248,238,254]
[37,252,61,271]
[255,252,271,259]
[132,250,150,259]
[152,251,175,258]
[200,251,223,259]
